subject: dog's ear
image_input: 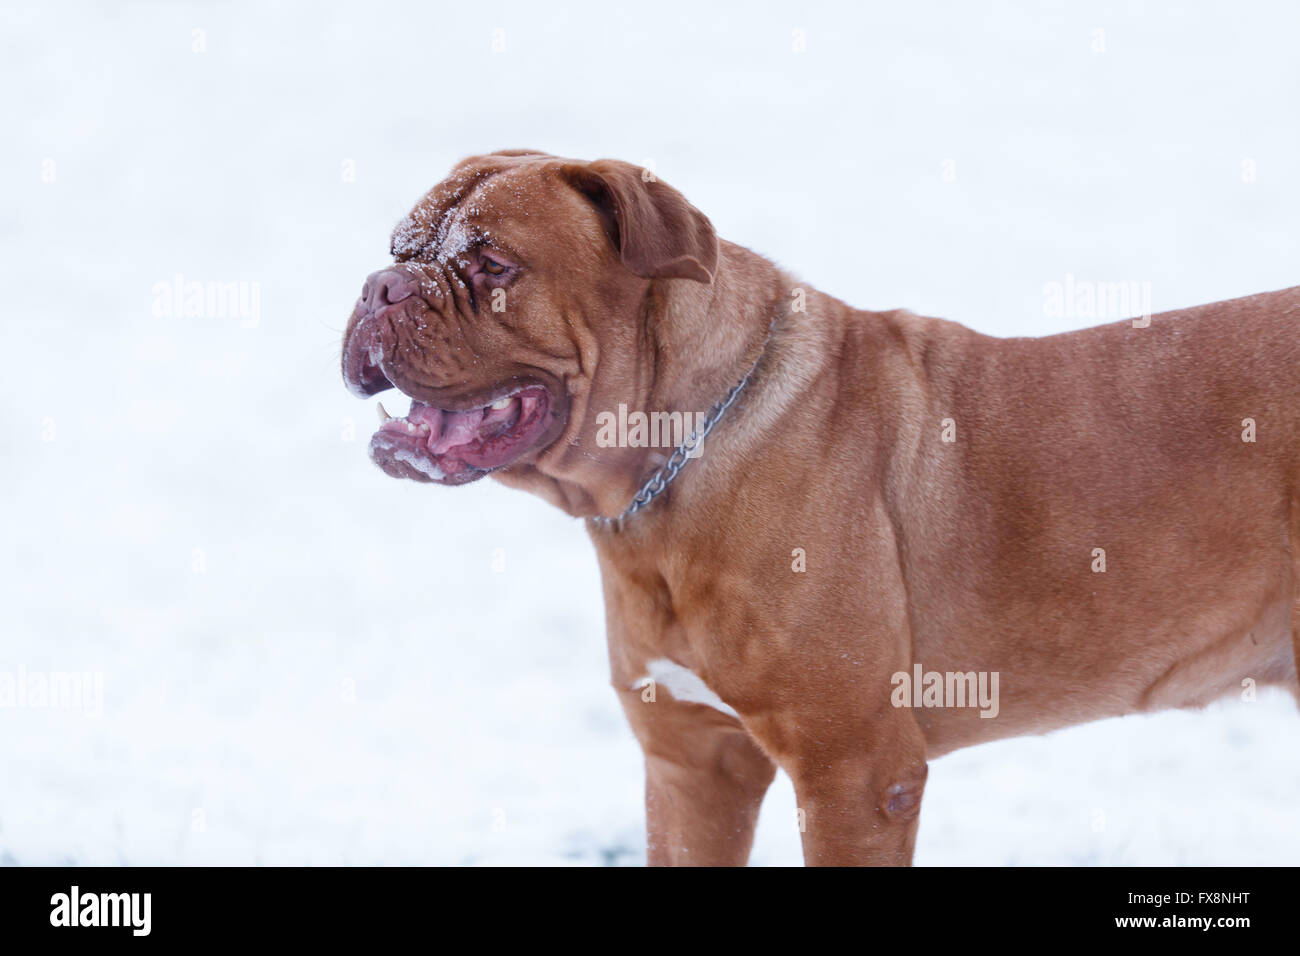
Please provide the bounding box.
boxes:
[560,159,719,284]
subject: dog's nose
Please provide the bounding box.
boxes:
[359,269,419,311]
[345,268,422,398]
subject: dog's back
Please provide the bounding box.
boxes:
[866,287,1300,752]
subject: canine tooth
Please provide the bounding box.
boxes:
[490,397,512,410]
[377,401,392,424]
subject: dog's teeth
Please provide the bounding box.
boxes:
[406,422,416,434]
[490,397,512,410]
[418,423,430,433]
[377,401,392,424]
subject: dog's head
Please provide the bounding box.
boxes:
[341,150,718,486]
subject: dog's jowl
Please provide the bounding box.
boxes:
[341,150,1300,866]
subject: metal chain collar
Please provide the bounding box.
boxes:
[590,316,778,530]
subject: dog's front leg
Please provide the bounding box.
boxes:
[618,688,776,866]
[779,713,929,866]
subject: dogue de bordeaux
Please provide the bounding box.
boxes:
[341,149,1300,865]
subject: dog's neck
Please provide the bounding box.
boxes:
[497,241,833,521]
[643,244,785,425]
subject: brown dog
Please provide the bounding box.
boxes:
[341,150,1300,865]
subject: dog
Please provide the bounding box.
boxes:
[341,150,1300,865]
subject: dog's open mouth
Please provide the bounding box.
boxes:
[368,385,556,485]
[342,300,567,484]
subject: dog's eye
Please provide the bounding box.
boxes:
[483,257,506,276]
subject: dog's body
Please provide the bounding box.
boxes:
[342,151,1300,865]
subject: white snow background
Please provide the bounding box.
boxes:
[1,0,1298,865]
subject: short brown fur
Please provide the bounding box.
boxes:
[343,151,1300,865]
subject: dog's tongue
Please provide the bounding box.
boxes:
[368,387,549,484]
[410,405,486,454]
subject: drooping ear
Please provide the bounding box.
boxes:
[560,159,719,284]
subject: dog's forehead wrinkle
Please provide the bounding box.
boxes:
[390,206,432,258]
[391,166,490,258]
[393,164,553,265]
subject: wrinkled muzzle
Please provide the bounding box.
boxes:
[341,264,564,485]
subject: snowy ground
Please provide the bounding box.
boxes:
[2,1,1298,865]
